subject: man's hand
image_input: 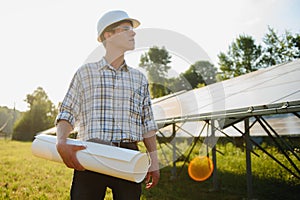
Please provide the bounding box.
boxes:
[143,132,160,189]
[56,120,86,171]
[56,141,86,171]
[145,169,160,189]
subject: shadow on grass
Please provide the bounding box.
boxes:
[142,166,300,200]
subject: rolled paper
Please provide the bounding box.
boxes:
[32,134,150,183]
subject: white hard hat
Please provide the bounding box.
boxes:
[97,10,140,42]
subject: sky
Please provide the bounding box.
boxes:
[0,0,299,112]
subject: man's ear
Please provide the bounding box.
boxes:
[103,31,113,40]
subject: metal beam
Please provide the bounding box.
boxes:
[256,116,300,175]
[245,118,253,199]
[177,122,208,176]
[171,123,177,179]
[156,103,300,126]
[211,119,219,191]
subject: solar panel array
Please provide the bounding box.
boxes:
[152,59,300,137]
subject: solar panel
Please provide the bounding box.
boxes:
[153,59,300,136]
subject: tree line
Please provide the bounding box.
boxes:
[217,27,300,80]
[0,106,21,139]
[141,27,299,98]
[0,87,57,141]
[1,27,298,141]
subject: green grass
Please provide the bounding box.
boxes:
[0,139,299,200]
[0,141,72,200]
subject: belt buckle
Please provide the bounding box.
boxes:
[121,138,132,143]
[111,141,121,147]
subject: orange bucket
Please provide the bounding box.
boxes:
[188,156,214,181]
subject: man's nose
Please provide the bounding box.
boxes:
[130,30,136,37]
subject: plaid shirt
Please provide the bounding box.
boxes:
[56,58,157,142]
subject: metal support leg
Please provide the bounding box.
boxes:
[211,119,219,191]
[245,118,253,199]
[171,123,177,179]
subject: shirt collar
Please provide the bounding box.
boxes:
[99,57,129,72]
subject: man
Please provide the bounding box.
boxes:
[55,10,160,200]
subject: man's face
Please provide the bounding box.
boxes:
[106,22,136,52]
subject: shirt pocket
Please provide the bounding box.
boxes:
[129,90,143,125]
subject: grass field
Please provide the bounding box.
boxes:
[0,139,299,200]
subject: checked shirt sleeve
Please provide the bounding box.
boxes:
[55,70,83,128]
[141,83,158,135]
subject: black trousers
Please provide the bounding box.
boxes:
[70,142,142,200]
[71,170,142,200]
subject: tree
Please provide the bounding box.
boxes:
[181,61,217,88]
[217,27,300,81]
[0,106,21,139]
[260,27,300,67]
[292,33,300,51]
[166,76,192,93]
[12,87,58,141]
[139,46,172,98]
[217,35,262,81]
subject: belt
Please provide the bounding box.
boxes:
[112,141,138,151]
[87,138,138,151]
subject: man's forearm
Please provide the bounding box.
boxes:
[56,120,73,143]
[143,131,159,171]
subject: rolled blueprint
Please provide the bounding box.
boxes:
[32,134,150,183]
